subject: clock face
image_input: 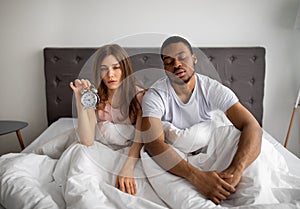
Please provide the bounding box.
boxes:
[81,91,98,108]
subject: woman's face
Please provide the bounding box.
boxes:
[99,55,123,91]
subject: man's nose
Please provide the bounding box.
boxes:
[174,59,182,68]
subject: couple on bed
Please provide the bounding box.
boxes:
[69,36,279,208]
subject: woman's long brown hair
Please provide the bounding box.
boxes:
[93,44,142,125]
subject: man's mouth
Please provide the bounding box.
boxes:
[174,69,186,77]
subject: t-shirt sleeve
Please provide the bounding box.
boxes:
[206,79,239,112]
[142,88,164,119]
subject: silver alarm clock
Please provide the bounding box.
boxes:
[80,85,100,109]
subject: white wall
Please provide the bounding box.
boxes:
[0,0,300,157]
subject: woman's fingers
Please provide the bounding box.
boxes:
[115,176,137,195]
[125,179,137,195]
[80,79,91,90]
[125,180,132,194]
[74,79,82,87]
[118,178,125,192]
[115,178,119,188]
[69,81,76,90]
[71,79,92,90]
[132,180,137,195]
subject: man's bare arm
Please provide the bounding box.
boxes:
[223,102,262,187]
[141,117,235,204]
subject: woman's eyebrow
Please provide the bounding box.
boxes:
[100,63,120,67]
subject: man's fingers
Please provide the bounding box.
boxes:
[219,173,233,179]
[210,197,221,205]
[216,192,227,201]
[220,187,231,197]
[221,179,236,193]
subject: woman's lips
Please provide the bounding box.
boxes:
[108,80,117,84]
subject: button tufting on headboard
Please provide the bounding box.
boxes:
[54,76,61,87]
[228,56,236,63]
[74,56,82,64]
[44,47,265,126]
[207,56,213,61]
[52,56,60,63]
[249,77,255,85]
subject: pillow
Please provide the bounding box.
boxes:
[162,120,215,154]
[33,128,77,159]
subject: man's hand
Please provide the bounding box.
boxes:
[220,166,243,188]
[187,166,236,205]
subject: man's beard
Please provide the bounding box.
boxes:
[183,71,195,84]
[168,70,195,85]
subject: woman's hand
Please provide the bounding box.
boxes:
[115,166,137,195]
[69,79,92,100]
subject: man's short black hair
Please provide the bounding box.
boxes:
[160,36,193,60]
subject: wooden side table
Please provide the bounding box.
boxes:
[0,120,28,150]
[284,88,300,148]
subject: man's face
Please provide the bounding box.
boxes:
[162,42,197,84]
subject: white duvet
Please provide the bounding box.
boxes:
[0,114,300,209]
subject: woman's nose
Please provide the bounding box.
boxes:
[107,69,113,77]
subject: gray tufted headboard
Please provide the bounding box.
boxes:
[44,47,265,126]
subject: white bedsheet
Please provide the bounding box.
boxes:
[0,117,299,209]
[141,122,300,208]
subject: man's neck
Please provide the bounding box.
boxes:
[171,74,196,103]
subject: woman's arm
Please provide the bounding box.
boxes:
[115,105,143,195]
[70,79,97,146]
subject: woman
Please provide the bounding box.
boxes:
[70,44,144,195]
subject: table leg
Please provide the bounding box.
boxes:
[16,130,25,150]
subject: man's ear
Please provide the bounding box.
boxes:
[192,54,197,64]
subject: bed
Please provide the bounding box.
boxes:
[0,47,299,209]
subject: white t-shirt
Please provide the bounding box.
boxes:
[142,73,238,129]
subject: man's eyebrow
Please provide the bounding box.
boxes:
[162,55,172,60]
[177,51,186,56]
[162,51,187,60]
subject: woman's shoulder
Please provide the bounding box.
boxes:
[135,86,146,105]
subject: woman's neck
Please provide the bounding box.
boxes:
[107,89,117,105]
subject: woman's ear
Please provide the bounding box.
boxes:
[192,54,197,64]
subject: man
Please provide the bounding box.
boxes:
[141,36,262,205]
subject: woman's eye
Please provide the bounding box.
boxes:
[100,67,108,72]
[113,66,120,70]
